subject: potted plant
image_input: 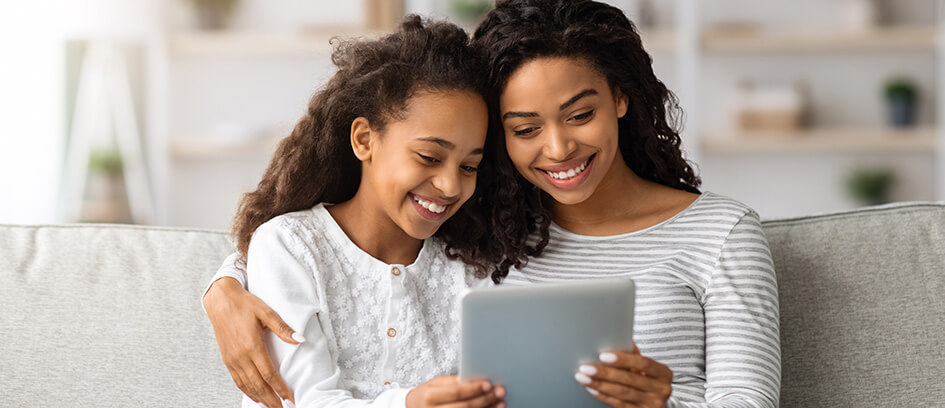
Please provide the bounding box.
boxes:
[451,0,494,25]
[184,0,240,30]
[845,167,895,206]
[883,77,917,127]
[81,149,132,223]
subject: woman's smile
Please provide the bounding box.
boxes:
[535,153,596,189]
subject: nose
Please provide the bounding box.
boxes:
[541,126,577,162]
[431,167,462,201]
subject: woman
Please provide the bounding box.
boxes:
[204,1,780,407]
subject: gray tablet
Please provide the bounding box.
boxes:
[459,278,635,407]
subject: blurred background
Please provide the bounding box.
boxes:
[1,0,943,230]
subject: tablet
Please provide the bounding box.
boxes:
[459,278,635,407]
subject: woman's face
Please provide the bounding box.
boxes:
[499,57,627,205]
[358,90,488,239]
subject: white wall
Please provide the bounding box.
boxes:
[0,0,164,224]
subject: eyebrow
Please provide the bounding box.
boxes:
[501,88,599,120]
[417,137,484,155]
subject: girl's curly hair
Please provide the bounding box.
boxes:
[232,15,499,279]
[472,0,702,282]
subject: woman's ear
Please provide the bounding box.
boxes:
[350,117,375,162]
[614,90,629,118]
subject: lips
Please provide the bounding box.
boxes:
[409,193,453,221]
[536,153,595,182]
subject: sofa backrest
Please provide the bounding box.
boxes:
[1,202,943,407]
[0,224,238,407]
[765,202,945,407]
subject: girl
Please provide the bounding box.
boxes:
[207,16,507,408]
[205,1,781,407]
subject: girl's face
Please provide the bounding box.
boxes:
[499,57,628,205]
[356,90,488,239]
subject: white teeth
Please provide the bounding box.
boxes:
[412,195,447,214]
[545,159,588,180]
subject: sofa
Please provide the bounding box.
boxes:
[1,202,943,407]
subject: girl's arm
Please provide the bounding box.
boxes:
[242,220,504,408]
[243,220,411,407]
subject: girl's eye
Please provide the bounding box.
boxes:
[513,127,538,137]
[460,165,479,174]
[569,110,594,122]
[418,154,440,163]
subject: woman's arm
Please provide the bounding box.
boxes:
[579,211,781,408]
[243,220,505,408]
[203,253,302,408]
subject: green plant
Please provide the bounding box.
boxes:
[452,0,494,21]
[88,149,124,175]
[845,168,895,206]
[884,77,917,101]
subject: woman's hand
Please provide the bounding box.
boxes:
[406,376,506,408]
[574,344,673,408]
[203,277,304,408]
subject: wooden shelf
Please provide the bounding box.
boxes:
[640,29,676,53]
[702,127,938,154]
[170,136,283,160]
[703,25,937,54]
[168,30,383,57]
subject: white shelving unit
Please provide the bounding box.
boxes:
[152,0,945,227]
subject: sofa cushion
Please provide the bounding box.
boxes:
[764,202,945,407]
[0,223,238,407]
[2,201,943,407]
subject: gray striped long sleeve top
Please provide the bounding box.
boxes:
[504,192,781,407]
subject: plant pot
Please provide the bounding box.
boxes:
[195,4,231,30]
[886,96,915,127]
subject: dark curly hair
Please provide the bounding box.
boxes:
[472,0,702,282]
[232,15,498,278]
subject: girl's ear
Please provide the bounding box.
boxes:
[350,117,375,161]
[614,89,629,118]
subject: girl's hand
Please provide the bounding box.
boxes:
[406,376,506,408]
[574,344,673,408]
[203,277,303,408]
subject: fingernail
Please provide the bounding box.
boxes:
[282,399,296,408]
[578,364,597,376]
[495,386,505,398]
[291,332,306,343]
[586,387,600,396]
[574,372,592,384]
[599,352,617,363]
[481,382,492,391]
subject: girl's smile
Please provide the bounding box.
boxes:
[535,153,596,189]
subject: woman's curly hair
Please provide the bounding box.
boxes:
[232,15,499,279]
[472,0,703,282]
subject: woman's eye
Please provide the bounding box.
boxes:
[513,127,537,137]
[460,165,479,174]
[418,154,440,163]
[569,110,594,122]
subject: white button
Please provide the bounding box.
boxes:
[387,328,397,337]
[391,266,402,277]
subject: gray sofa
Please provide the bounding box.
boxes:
[2,202,943,407]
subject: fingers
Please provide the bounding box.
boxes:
[599,351,673,382]
[440,385,505,408]
[238,360,285,408]
[585,386,633,408]
[426,380,494,405]
[256,301,305,345]
[577,364,668,395]
[251,350,296,404]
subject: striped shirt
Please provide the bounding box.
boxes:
[504,192,781,407]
